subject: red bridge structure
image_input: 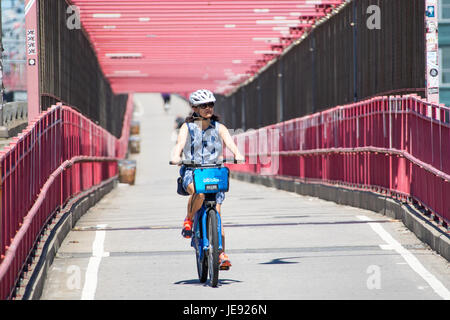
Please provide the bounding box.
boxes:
[0,0,448,299]
[227,95,450,229]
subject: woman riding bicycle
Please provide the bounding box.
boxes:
[171,89,244,269]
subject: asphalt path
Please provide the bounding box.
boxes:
[40,93,450,300]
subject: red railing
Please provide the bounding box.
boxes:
[0,95,133,299]
[227,95,450,229]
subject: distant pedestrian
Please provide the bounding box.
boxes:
[161,93,171,112]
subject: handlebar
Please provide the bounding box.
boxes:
[169,159,244,167]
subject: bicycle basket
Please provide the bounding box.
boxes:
[193,167,230,193]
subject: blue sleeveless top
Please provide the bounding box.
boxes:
[183,120,222,164]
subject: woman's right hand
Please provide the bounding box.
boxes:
[235,153,245,163]
[171,154,182,165]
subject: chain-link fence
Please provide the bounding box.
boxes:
[216,0,426,130]
[38,0,127,138]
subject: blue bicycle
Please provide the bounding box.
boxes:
[170,159,239,287]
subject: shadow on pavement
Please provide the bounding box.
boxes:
[174,278,243,287]
[259,257,301,265]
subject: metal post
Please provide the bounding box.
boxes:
[352,1,358,103]
[425,0,439,104]
[257,79,261,128]
[277,60,284,123]
[241,86,246,131]
[25,0,40,123]
[311,35,317,113]
[0,0,4,127]
[231,94,236,129]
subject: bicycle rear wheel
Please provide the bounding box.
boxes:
[207,208,220,287]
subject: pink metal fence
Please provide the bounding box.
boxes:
[0,95,133,299]
[227,95,450,229]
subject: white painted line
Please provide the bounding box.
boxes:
[81,224,108,300]
[357,215,450,300]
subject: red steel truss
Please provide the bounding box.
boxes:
[69,0,345,95]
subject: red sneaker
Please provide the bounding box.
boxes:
[219,252,231,270]
[181,218,193,238]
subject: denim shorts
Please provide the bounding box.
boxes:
[180,166,225,204]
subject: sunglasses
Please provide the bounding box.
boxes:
[197,103,215,109]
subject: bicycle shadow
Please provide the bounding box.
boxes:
[174,278,243,287]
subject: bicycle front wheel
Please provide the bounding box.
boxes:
[207,208,220,287]
[196,245,208,283]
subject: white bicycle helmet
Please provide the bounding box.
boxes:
[189,89,216,106]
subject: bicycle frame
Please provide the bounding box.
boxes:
[191,193,223,260]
